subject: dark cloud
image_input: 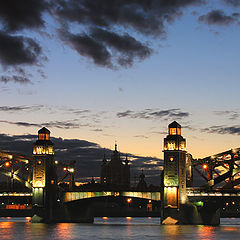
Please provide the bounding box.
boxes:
[223,0,240,7]
[59,30,113,68]
[0,119,91,129]
[0,75,32,84]
[91,28,152,67]
[56,0,204,68]
[0,0,48,32]
[0,32,42,66]
[72,110,90,115]
[198,10,240,26]
[0,105,43,112]
[202,125,240,135]
[0,133,162,185]
[56,0,203,36]
[0,1,48,83]
[117,108,189,120]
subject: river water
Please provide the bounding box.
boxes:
[0,217,240,240]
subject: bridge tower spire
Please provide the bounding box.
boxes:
[31,127,57,222]
[161,121,187,223]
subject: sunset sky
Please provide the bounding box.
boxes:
[0,1,240,182]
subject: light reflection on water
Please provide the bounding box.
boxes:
[0,217,240,240]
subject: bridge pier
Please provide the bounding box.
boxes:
[161,122,220,225]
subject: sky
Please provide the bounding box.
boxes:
[0,0,240,184]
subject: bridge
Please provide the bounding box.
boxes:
[0,122,239,224]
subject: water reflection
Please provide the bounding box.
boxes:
[0,218,239,240]
[0,222,15,240]
[197,225,216,240]
[55,223,74,239]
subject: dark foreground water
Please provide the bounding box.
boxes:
[0,217,240,240]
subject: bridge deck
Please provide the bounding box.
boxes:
[64,191,161,202]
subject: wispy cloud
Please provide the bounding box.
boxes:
[134,135,148,139]
[202,125,240,135]
[0,105,44,112]
[214,110,239,120]
[0,119,92,129]
[117,108,189,120]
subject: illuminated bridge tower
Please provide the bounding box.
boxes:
[31,127,57,223]
[161,121,187,224]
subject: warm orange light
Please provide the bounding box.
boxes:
[203,164,208,169]
[4,162,10,167]
[127,198,132,203]
[39,133,45,140]
[126,217,132,220]
[149,200,152,203]
[63,167,67,171]
[102,217,108,220]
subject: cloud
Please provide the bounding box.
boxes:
[0,105,43,112]
[223,0,240,7]
[0,32,42,66]
[56,0,204,68]
[0,133,162,185]
[117,108,189,120]
[0,75,32,84]
[0,0,48,32]
[198,10,240,26]
[92,129,103,132]
[202,125,240,135]
[59,30,113,68]
[134,135,149,139]
[0,119,91,129]
[214,110,239,120]
[91,28,152,67]
[0,1,48,84]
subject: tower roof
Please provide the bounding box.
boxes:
[168,121,181,128]
[38,127,50,134]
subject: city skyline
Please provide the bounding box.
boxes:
[0,1,240,183]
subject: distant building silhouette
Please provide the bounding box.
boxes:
[136,169,148,191]
[100,144,130,188]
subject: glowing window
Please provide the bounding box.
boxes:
[179,142,186,150]
[167,142,176,150]
[39,134,45,140]
[177,128,181,135]
[36,146,43,154]
[38,133,50,140]
[169,128,176,135]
